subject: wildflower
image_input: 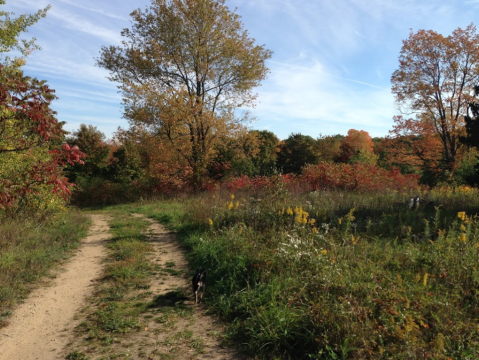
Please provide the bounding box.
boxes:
[320,249,328,255]
[459,233,467,242]
[308,218,316,225]
[213,195,216,199]
[208,218,213,225]
[423,273,428,286]
[231,194,235,200]
[286,207,293,216]
[458,212,466,221]
[311,227,318,234]
[351,235,360,245]
[338,218,342,225]
[228,202,234,210]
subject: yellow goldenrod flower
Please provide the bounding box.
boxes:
[423,273,428,286]
[338,218,342,225]
[286,207,293,216]
[458,212,466,221]
[320,249,328,255]
[208,218,213,225]
[228,202,234,210]
[459,233,467,242]
[308,218,316,225]
[231,194,235,200]
[312,227,318,234]
[351,235,360,245]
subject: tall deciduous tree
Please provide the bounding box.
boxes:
[391,24,479,172]
[0,0,50,67]
[97,0,272,188]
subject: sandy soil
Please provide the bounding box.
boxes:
[0,213,245,360]
[0,214,111,360]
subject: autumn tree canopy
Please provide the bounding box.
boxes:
[97,0,272,188]
[337,129,376,164]
[391,24,479,172]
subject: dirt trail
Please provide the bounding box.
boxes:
[0,214,111,360]
[123,214,243,360]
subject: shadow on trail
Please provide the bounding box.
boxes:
[149,290,190,308]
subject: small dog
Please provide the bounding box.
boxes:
[192,268,207,304]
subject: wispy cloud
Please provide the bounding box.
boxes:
[57,0,130,21]
[252,60,394,139]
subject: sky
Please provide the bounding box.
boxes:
[3,0,479,140]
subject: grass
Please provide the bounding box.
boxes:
[0,210,90,328]
[125,186,479,359]
[71,215,154,344]
[67,210,199,359]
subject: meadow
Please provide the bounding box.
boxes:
[129,184,479,359]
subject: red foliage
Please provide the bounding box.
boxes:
[0,66,86,214]
[301,162,420,192]
[220,174,298,193]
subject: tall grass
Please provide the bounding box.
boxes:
[0,211,90,327]
[137,186,479,359]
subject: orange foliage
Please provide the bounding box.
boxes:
[391,24,479,171]
[338,129,374,163]
[383,116,443,174]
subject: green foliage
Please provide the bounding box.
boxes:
[0,211,89,325]
[67,124,110,181]
[97,0,272,187]
[251,130,281,176]
[277,133,318,174]
[0,0,50,67]
[138,188,479,359]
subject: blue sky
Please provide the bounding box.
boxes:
[3,0,479,140]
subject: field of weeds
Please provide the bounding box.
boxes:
[135,185,479,359]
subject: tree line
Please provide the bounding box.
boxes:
[3,0,479,215]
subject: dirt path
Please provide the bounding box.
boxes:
[118,214,243,360]
[0,214,111,360]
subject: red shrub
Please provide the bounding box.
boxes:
[302,163,419,192]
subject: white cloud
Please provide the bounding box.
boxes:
[251,59,394,139]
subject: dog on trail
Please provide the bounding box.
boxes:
[192,268,207,304]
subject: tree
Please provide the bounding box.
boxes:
[277,133,318,174]
[0,3,84,217]
[384,115,443,184]
[458,86,479,184]
[337,129,376,164]
[250,130,280,176]
[391,24,479,173]
[97,0,272,188]
[0,65,85,216]
[313,134,343,163]
[0,0,50,68]
[67,124,110,181]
